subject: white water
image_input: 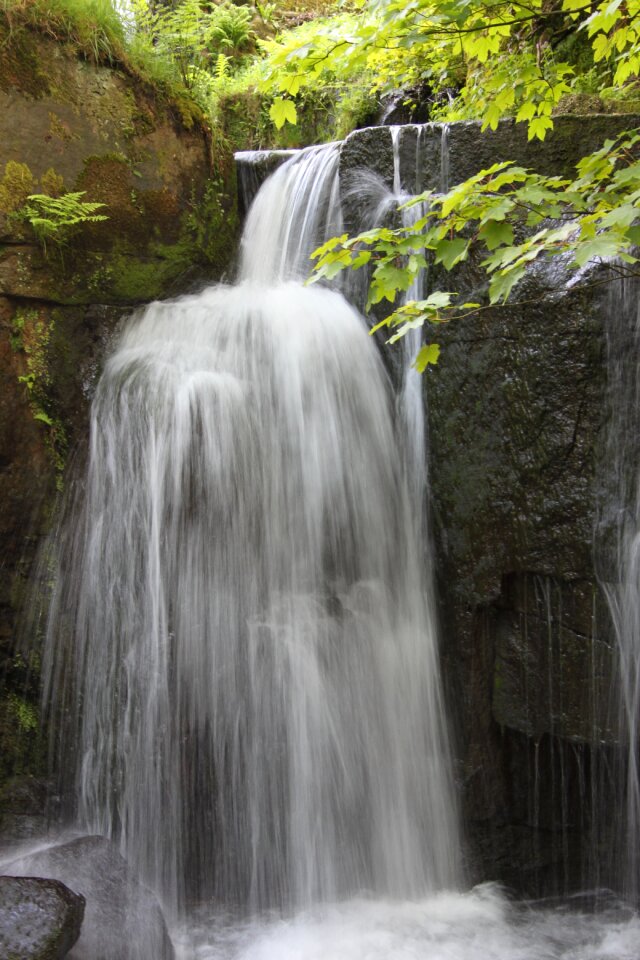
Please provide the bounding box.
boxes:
[40,143,458,924]
[172,889,640,960]
[32,137,640,959]
[599,274,640,899]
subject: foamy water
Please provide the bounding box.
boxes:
[173,888,640,960]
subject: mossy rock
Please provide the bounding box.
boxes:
[0,23,238,306]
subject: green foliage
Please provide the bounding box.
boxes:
[0,0,126,62]
[270,95,298,128]
[0,161,36,213]
[311,128,640,361]
[261,0,640,138]
[123,0,255,99]
[184,175,239,264]
[8,693,38,734]
[256,0,640,366]
[10,307,68,479]
[0,651,43,782]
[20,192,108,252]
[209,2,254,58]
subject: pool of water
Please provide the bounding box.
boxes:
[172,887,640,960]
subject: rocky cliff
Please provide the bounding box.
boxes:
[338,116,640,893]
[0,18,238,798]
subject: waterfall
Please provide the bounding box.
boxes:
[599,274,640,899]
[41,142,460,917]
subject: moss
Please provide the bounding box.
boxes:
[74,153,140,240]
[40,168,65,198]
[0,20,51,98]
[47,111,77,143]
[0,651,44,785]
[0,162,37,214]
[183,174,239,270]
[10,307,68,483]
[106,251,186,301]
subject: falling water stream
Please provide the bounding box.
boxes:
[599,275,640,901]
[17,135,640,958]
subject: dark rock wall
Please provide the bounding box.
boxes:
[428,269,616,893]
[0,21,238,799]
[339,117,639,894]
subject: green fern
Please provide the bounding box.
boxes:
[215,52,230,80]
[21,191,108,251]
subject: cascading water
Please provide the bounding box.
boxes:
[23,133,640,960]
[40,142,459,921]
[598,274,640,900]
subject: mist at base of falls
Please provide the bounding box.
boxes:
[172,890,640,960]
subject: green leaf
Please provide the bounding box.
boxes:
[527,116,554,141]
[269,97,297,129]
[279,74,301,96]
[33,410,53,426]
[481,220,515,250]
[488,264,526,303]
[574,235,627,266]
[434,237,469,270]
[414,343,441,372]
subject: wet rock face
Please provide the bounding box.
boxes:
[338,120,634,893]
[0,875,84,960]
[426,267,616,891]
[0,21,238,306]
[4,836,175,960]
[341,115,640,194]
[0,20,239,793]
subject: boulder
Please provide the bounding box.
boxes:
[0,875,84,960]
[4,836,174,960]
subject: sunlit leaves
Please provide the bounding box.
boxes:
[310,128,640,357]
[261,0,638,147]
[414,343,441,371]
[257,0,640,368]
[269,96,297,129]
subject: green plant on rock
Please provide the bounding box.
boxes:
[185,176,238,265]
[39,167,65,198]
[20,191,108,253]
[0,0,126,63]
[7,693,38,734]
[0,650,43,781]
[208,3,254,59]
[10,308,68,482]
[0,161,36,214]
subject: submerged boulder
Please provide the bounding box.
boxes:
[4,836,174,960]
[0,874,84,960]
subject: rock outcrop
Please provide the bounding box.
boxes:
[337,117,640,893]
[4,835,174,960]
[0,18,238,790]
[0,874,84,960]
